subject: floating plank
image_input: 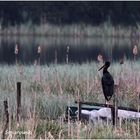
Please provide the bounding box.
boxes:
[75,101,140,112]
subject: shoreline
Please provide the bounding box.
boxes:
[0,23,139,38]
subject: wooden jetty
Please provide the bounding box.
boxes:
[65,101,140,125]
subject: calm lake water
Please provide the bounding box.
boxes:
[0,36,139,65]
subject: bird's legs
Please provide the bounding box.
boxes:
[105,100,108,105]
[105,100,111,105]
[105,100,110,126]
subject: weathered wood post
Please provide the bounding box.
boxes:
[78,101,81,121]
[111,84,118,126]
[37,45,41,65]
[2,100,9,139]
[55,49,57,64]
[111,106,115,125]
[66,46,69,64]
[17,82,21,122]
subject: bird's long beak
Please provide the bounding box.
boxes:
[98,64,105,71]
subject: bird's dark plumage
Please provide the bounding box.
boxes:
[99,61,114,101]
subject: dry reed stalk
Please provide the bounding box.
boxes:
[84,125,88,139]
[16,64,23,81]
[67,95,71,138]
[45,131,47,139]
[25,118,35,139]
[58,115,64,130]
[67,110,71,138]
[59,129,63,139]
[42,69,50,95]
[125,118,128,135]
[76,69,79,85]
[88,81,95,95]
[77,87,81,122]
[86,71,89,94]
[119,117,122,132]
[33,65,41,82]
[76,121,81,139]
[132,122,137,138]
[32,118,38,138]
[48,131,54,139]
[7,98,11,133]
[55,69,63,94]
[70,122,74,139]
[33,93,36,120]
[44,83,51,95]
[76,88,81,139]
[28,91,37,138]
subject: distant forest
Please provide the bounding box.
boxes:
[0,1,140,27]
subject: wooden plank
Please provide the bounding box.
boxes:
[75,101,140,112]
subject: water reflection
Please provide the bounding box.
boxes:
[0,36,139,65]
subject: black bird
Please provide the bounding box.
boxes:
[98,61,114,103]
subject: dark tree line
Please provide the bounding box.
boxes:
[0,1,140,27]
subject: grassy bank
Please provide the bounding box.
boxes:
[0,22,139,38]
[0,61,140,138]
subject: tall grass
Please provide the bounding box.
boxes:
[0,21,139,38]
[0,60,140,138]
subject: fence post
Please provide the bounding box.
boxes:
[111,106,115,125]
[66,46,69,64]
[2,100,9,139]
[78,102,81,121]
[77,94,81,121]
[17,82,21,122]
[111,85,118,126]
[55,49,57,64]
[37,45,41,65]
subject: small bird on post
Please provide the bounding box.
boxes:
[133,44,138,61]
[37,45,41,64]
[66,46,69,64]
[97,54,103,63]
[14,43,19,64]
[98,61,114,104]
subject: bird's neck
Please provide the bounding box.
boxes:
[103,68,108,74]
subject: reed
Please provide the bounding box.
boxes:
[0,22,139,38]
[0,60,140,138]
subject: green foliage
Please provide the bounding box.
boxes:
[35,120,61,139]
